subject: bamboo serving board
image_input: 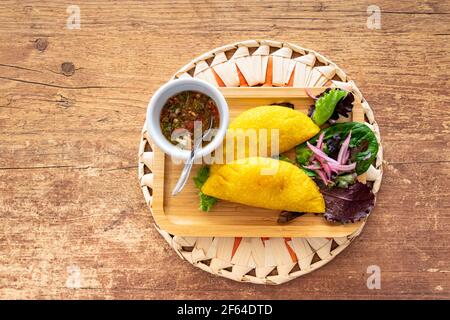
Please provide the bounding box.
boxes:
[150,87,366,237]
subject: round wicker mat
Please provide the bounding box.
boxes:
[138,40,383,285]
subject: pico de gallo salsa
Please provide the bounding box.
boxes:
[160,90,220,148]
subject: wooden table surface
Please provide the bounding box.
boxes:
[0,0,449,300]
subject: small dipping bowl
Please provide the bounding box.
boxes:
[146,78,229,161]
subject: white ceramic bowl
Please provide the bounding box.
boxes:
[146,78,229,160]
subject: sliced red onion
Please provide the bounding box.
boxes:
[330,167,340,174]
[322,161,332,179]
[342,149,350,164]
[316,133,325,150]
[307,142,339,165]
[315,169,329,185]
[337,131,352,164]
[315,155,332,178]
[328,162,356,172]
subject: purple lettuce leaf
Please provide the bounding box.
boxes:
[324,133,341,159]
[320,182,375,223]
[329,91,354,120]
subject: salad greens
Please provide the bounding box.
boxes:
[320,181,375,223]
[331,90,354,120]
[296,122,378,176]
[282,95,379,224]
[310,89,348,126]
[278,180,374,224]
[334,173,357,188]
[199,192,218,212]
[301,167,317,178]
[193,166,218,211]
[295,146,313,167]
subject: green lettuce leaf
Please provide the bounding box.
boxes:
[311,89,348,126]
[295,145,313,166]
[301,167,317,177]
[193,166,210,188]
[199,192,218,211]
[193,166,218,212]
[334,173,357,188]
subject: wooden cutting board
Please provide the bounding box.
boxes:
[150,87,365,237]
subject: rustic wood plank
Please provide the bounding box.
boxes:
[0,0,449,299]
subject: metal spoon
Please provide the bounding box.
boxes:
[171,118,214,196]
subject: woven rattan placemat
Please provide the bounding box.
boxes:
[138,40,383,284]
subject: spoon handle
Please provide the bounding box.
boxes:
[171,145,198,196]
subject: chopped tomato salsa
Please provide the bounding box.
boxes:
[160,91,220,148]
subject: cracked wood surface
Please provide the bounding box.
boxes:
[0,0,449,299]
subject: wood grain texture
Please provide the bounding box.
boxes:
[0,0,449,299]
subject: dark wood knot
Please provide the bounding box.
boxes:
[61,62,75,76]
[34,38,48,52]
